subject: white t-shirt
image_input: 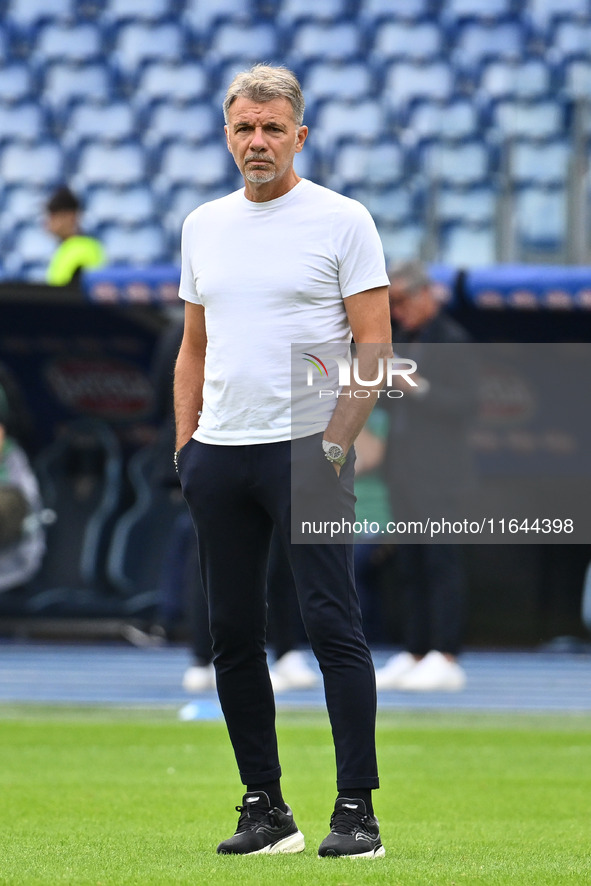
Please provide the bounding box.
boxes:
[179,178,389,445]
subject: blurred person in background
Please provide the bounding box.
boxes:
[45,185,105,286]
[375,261,474,692]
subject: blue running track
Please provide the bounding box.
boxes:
[0,642,590,714]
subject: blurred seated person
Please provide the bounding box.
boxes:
[45,186,105,286]
[0,384,46,592]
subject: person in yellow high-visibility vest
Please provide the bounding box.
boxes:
[45,186,105,286]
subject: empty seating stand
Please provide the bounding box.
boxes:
[0,0,585,276]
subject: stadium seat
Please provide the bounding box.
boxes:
[514,185,566,253]
[32,418,123,603]
[312,99,385,147]
[563,60,591,99]
[183,0,252,32]
[371,20,442,61]
[163,184,229,236]
[41,61,114,108]
[106,442,188,599]
[292,144,318,181]
[528,0,590,27]
[5,225,55,273]
[0,142,63,186]
[443,0,514,21]
[33,22,104,64]
[552,21,591,60]
[329,139,406,189]
[422,139,491,186]
[405,98,479,141]
[510,138,570,186]
[383,61,454,108]
[453,20,524,64]
[157,141,230,189]
[277,0,350,24]
[6,0,71,27]
[209,21,278,62]
[379,224,424,264]
[0,103,48,144]
[134,62,209,107]
[304,62,374,102]
[346,185,415,226]
[104,0,176,22]
[288,21,363,63]
[479,59,552,100]
[85,185,157,228]
[100,223,168,265]
[436,184,497,225]
[440,222,497,266]
[114,22,184,72]
[361,0,434,22]
[63,101,136,148]
[73,142,147,188]
[0,64,34,104]
[491,99,564,139]
[143,102,219,148]
[0,187,48,236]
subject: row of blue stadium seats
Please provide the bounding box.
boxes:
[0,0,586,279]
[0,179,566,229]
[5,212,568,283]
[2,57,591,120]
[2,16,591,71]
[1,0,589,30]
[0,95,581,156]
[0,135,575,193]
[0,178,570,277]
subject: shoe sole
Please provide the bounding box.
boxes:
[318,844,386,859]
[244,830,306,855]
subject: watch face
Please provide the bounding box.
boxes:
[327,444,343,460]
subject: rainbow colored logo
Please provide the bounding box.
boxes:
[302,352,328,377]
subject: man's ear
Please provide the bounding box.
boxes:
[224,125,232,153]
[295,125,308,153]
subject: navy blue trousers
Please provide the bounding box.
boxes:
[177,434,379,791]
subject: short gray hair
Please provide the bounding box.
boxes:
[223,64,305,125]
[387,260,431,293]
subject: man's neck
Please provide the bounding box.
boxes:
[243,171,301,203]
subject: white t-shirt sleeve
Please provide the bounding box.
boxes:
[178,212,203,305]
[333,199,389,298]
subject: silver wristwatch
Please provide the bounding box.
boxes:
[322,440,347,466]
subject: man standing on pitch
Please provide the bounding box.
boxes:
[174,65,391,859]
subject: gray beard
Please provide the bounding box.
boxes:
[244,167,276,184]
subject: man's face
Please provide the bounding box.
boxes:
[225,96,307,198]
[388,280,432,332]
[45,209,78,241]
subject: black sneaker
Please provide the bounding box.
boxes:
[216,791,305,855]
[318,797,385,858]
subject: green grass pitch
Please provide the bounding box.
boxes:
[1,706,590,885]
